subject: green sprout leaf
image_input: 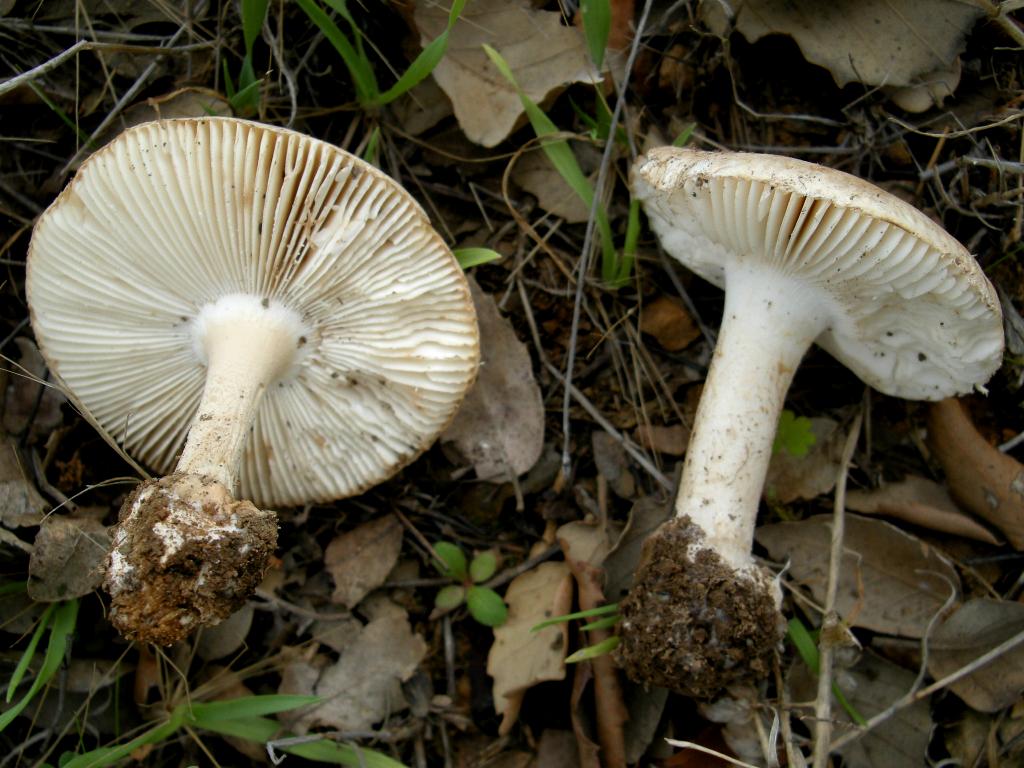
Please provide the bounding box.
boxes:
[531,602,619,632]
[565,635,620,663]
[773,409,817,457]
[466,585,508,627]
[454,247,501,269]
[433,541,467,581]
[434,584,466,611]
[580,0,611,70]
[469,551,497,583]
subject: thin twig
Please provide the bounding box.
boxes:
[812,411,862,768]
[560,0,653,478]
[829,625,1024,751]
[516,278,671,491]
[0,39,212,97]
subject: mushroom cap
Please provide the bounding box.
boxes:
[632,147,1004,400]
[28,118,479,507]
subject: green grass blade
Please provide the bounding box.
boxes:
[672,122,697,147]
[6,602,55,703]
[580,0,610,70]
[59,718,183,768]
[453,247,501,269]
[188,695,319,723]
[483,44,624,286]
[285,737,409,767]
[580,615,620,632]
[296,0,377,105]
[361,125,381,166]
[241,0,269,54]
[0,600,78,733]
[532,602,619,631]
[377,0,466,105]
[565,635,620,663]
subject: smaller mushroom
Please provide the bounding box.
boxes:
[618,147,1004,697]
[27,119,480,644]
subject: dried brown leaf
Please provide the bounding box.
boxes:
[732,0,983,88]
[443,278,544,480]
[765,417,844,503]
[488,560,573,733]
[513,150,592,223]
[414,0,600,147]
[27,516,110,602]
[295,604,428,732]
[756,514,960,638]
[324,515,403,608]
[927,598,1024,713]
[846,475,1000,545]
[639,295,699,352]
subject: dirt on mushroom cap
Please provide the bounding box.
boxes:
[615,516,784,698]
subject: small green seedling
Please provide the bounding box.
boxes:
[773,409,817,458]
[432,541,508,627]
[453,247,502,270]
[532,602,621,662]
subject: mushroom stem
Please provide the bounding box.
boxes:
[177,294,306,490]
[680,263,828,568]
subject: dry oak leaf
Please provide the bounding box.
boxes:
[324,514,403,608]
[639,295,699,352]
[757,514,960,638]
[487,559,574,734]
[927,598,1024,713]
[846,475,1001,545]
[765,417,844,504]
[513,149,592,223]
[414,0,600,147]
[293,604,428,733]
[731,0,984,88]
[443,278,544,480]
[28,516,110,602]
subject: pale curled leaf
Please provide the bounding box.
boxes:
[442,278,544,480]
[732,0,983,88]
[487,561,573,732]
[756,514,960,638]
[414,0,600,147]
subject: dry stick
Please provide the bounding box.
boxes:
[560,0,654,479]
[812,411,864,768]
[60,23,193,174]
[516,278,671,491]
[0,38,211,97]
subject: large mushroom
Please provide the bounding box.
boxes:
[617,147,1004,697]
[27,118,479,645]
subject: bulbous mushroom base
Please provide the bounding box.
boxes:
[104,473,278,645]
[615,516,784,699]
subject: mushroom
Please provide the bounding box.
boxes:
[27,118,479,644]
[617,147,1004,697]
